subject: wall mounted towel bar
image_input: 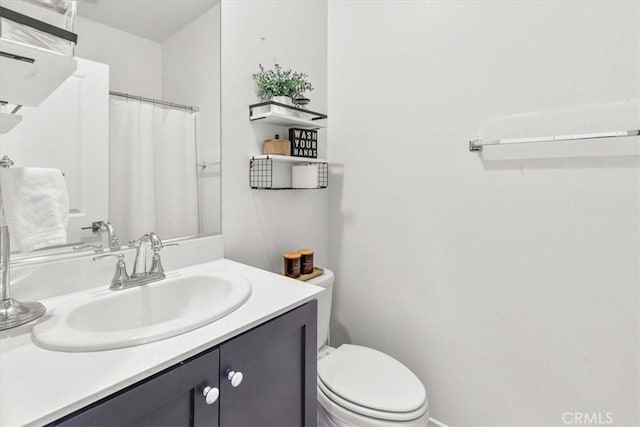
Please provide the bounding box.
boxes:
[0,155,64,176]
[469,129,640,152]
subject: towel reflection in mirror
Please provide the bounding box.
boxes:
[0,165,69,253]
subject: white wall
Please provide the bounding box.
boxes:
[328,1,639,426]
[162,4,221,234]
[221,0,328,272]
[75,17,162,98]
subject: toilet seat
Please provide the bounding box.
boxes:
[317,344,428,422]
[318,385,429,427]
[318,377,429,422]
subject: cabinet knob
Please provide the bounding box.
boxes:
[226,369,243,387]
[202,386,219,404]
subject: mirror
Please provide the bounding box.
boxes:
[0,0,221,261]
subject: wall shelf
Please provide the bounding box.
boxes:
[251,154,327,164]
[249,101,327,129]
[249,102,329,189]
[0,112,22,134]
[0,39,77,106]
[249,155,328,190]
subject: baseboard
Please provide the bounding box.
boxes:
[429,417,449,427]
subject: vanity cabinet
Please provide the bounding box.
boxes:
[52,301,317,427]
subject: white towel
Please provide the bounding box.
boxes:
[0,167,69,253]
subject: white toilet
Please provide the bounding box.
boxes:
[308,269,429,426]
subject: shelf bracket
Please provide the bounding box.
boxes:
[469,140,482,152]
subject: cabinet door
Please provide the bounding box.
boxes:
[219,301,317,427]
[53,348,220,427]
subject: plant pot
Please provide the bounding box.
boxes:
[293,98,310,107]
[271,96,294,106]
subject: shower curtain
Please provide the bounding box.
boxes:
[109,97,199,243]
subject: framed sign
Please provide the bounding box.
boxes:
[289,128,318,158]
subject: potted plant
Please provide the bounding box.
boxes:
[252,64,314,106]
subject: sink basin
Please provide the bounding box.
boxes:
[31,271,252,352]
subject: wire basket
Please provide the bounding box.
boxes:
[249,157,328,190]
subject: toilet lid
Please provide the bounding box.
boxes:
[318,379,429,422]
[317,344,426,414]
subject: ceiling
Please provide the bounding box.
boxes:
[76,0,219,42]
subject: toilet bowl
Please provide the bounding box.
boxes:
[308,269,429,426]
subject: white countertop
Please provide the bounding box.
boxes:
[0,259,323,427]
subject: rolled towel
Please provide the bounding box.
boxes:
[0,167,69,252]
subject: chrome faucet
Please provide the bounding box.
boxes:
[78,220,121,252]
[94,232,177,291]
[99,221,121,251]
[131,232,165,278]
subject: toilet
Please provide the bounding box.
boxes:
[308,269,429,426]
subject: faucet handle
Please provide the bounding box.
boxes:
[93,254,130,290]
[128,237,144,248]
[160,242,179,250]
[148,233,179,253]
[147,239,178,277]
[148,233,163,252]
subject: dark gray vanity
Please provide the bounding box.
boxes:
[51,301,317,427]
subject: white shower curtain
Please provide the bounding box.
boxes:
[109,97,199,243]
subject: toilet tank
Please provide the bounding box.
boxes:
[307,268,334,351]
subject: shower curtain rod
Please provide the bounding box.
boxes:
[109,91,200,112]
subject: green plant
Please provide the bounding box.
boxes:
[252,64,314,101]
